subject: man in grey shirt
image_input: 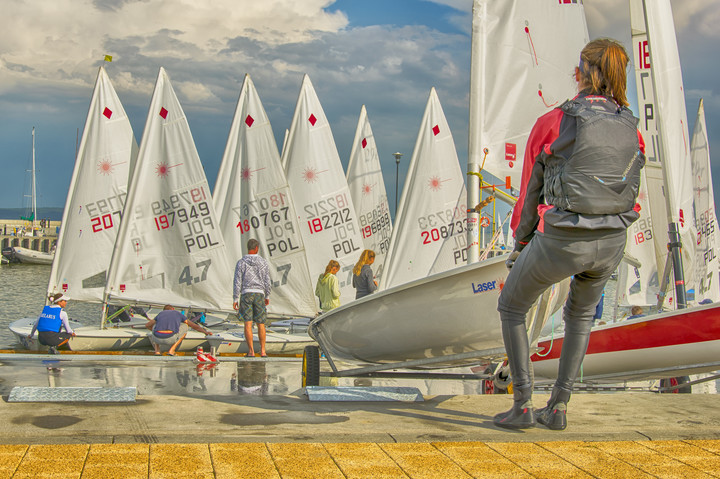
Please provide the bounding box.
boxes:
[233,238,271,357]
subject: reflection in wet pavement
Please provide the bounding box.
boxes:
[0,357,490,398]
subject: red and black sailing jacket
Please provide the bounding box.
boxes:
[511,92,646,246]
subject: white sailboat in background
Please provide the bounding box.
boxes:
[103,67,233,313]
[307,0,583,372]
[214,74,317,319]
[12,128,56,265]
[689,99,720,303]
[345,105,392,284]
[533,0,720,383]
[10,66,147,350]
[47,67,138,301]
[382,88,467,289]
[281,75,364,303]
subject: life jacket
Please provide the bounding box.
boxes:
[36,305,63,332]
[542,95,645,215]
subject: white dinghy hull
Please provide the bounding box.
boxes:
[310,255,567,369]
[12,247,54,265]
[10,316,314,355]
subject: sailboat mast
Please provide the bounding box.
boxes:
[31,127,37,230]
[466,0,484,264]
[641,0,687,308]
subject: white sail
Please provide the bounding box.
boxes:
[382,88,467,289]
[47,67,137,303]
[104,67,233,311]
[469,0,588,189]
[624,0,697,308]
[214,74,317,318]
[345,105,392,284]
[281,75,364,303]
[690,99,720,303]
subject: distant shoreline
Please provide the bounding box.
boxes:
[0,208,64,222]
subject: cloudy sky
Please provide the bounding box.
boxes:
[1,0,718,216]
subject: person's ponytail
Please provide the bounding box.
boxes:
[579,38,629,107]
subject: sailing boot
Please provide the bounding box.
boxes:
[494,319,535,429]
[535,387,571,430]
[493,385,535,429]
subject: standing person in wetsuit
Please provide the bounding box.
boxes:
[352,249,378,299]
[29,293,75,353]
[494,38,645,430]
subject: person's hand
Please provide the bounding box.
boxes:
[71,332,76,337]
[505,250,521,270]
[233,301,238,311]
[265,299,270,306]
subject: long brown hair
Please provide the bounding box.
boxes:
[323,260,340,276]
[578,38,630,107]
[353,250,375,276]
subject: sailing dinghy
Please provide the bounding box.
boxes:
[9,66,150,350]
[532,0,720,383]
[345,105,393,284]
[305,0,586,381]
[214,74,317,321]
[281,75,365,303]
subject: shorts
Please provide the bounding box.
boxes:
[238,292,267,324]
[38,331,72,347]
[150,323,188,346]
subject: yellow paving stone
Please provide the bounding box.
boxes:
[267,443,344,479]
[81,444,149,479]
[323,442,408,479]
[593,441,712,479]
[13,444,89,479]
[433,442,533,479]
[641,440,720,478]
[210,443,280,479]
[380,442,471,479]
[149,443,213,479]
[0,444,28,479]
[539,441,653,479]
[486,442,592,479]
[686,440,720,456]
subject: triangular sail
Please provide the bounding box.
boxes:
[469,0,588,188]
[622,0,697,308]
[281,75,364,303]
[104,67,233,312]
[345,105,393,284]
[382,88,467,289]
[214,74,316,318]
[690,99,720,303]
[47,67,138,303]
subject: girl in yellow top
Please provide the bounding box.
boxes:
[315,260,341,311]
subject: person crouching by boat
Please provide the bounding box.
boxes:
[28,293,75,354]
[494,38,645,431]
[145,305,212,356]
[352,250,378,299]
[315,260,341,311]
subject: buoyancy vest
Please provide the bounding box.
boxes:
[542,96,645,215]
[36,305,63,332]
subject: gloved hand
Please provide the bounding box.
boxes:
[505,250,521,270]
[505,243,526,270]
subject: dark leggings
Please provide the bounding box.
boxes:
[497,233,626,393]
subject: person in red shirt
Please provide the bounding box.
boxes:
[494,38,646,430]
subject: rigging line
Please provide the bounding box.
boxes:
[538,89,558,108]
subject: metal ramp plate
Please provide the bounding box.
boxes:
[8,386,136,403]
[305,386,423,402]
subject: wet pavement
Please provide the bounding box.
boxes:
[1,352,719,478]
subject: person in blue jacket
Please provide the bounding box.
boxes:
[29,293,75,353]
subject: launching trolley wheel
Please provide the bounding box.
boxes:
[302,345,320,387]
